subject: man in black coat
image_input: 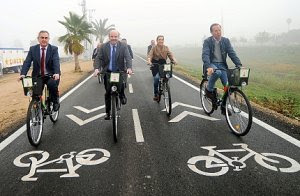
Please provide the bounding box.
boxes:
[20,30,60,111]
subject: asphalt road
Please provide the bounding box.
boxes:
[0,55,299,196]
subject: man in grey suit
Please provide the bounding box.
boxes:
[19,30,61,111]
[94,30,133,120]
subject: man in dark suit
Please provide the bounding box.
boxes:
[121,38,133,59]
[147,40,155,55]
[20,30,61,111]
[93,30,133,120]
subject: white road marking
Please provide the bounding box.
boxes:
[129,83,133,93]
[66,113,106,126]
[132,109,144,143]
[134,54,300,148]
[0,74,94,152]
[169,111,220,123]
[162,102,202,112]
[73,105,105,114]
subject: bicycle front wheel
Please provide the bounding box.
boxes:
[225,88,253,136]
[26,100,44,146]
[111,95,118,142]
[49,102,59,122]
[98,74,102,84]
[163,80,172,116]
[200,79,214,115]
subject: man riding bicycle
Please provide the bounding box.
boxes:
[93,30,133,120]
[202,23,242,115]
[147,35,177,101]
[19,30,61,111]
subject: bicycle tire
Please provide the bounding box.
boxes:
[111,95,118,142]
[26,100,43,146]
[163,80,172,116]
[225,88,253,136]
[200,79,214,115]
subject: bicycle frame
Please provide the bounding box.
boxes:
[202,143,277,171]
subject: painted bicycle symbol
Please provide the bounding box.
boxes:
[13,148,110,181]
[187,143,300,176]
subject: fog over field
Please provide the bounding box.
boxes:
[0,0,300,48]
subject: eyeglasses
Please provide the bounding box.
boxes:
[39,37,49,39]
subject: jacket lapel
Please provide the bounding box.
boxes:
[116,42,121,60]
[106,43,111,61]
[46,44,51,65]
[36,45,41,66]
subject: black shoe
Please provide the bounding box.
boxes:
[53,103,60,111]
[120,96,127,105]
[221,106,232,116]
[205,88,217,108]
[104,113,111,120]
[205,88,215,100]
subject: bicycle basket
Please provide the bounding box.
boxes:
[159,64,173,78]
[227,67,250,86]
[22,77,33,96]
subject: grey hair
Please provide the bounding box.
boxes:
[38,30,50,38]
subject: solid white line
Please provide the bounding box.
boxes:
[132,109,144,143]
[0,125,26,152]
[135,54,300,148]
[0,74,94,153]
[129,83,133,93]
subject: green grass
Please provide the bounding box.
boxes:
[170,46,300,119]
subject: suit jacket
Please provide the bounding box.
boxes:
[21,44,60,77]
[202,36,242,70]
[127,45,133,59]
[147,45,153,55]
[94,41,132,72]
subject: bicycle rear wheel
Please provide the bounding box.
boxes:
[111,95,118,142]
[26,100,43,146]
[225,88,253,136]
[200,79,214,115]
[163,80,172,116]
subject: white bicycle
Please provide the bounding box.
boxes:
[14,148,110,181]
[187,143,300,176]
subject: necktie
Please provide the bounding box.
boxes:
[111,45,116,72]
[41,47,45,76]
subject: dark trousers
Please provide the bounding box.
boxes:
[104,74,126,113]
[33,77,60,102]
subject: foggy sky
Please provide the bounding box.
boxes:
[0,0,299,49]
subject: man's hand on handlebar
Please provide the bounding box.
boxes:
[53,74,60,80]
[18,75,25,81]
[207,67,214,76]
[93,69,100,77]
[127,68,133,75]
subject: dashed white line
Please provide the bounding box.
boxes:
[129,83,133,93]
[132,109,144,143]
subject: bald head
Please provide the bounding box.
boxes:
[109,30,119,45]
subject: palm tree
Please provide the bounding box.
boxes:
[58,12,92,72]
[92,18,115,43]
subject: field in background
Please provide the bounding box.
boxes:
[135,46,300,119]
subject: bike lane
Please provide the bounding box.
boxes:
[0,56,299,195]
